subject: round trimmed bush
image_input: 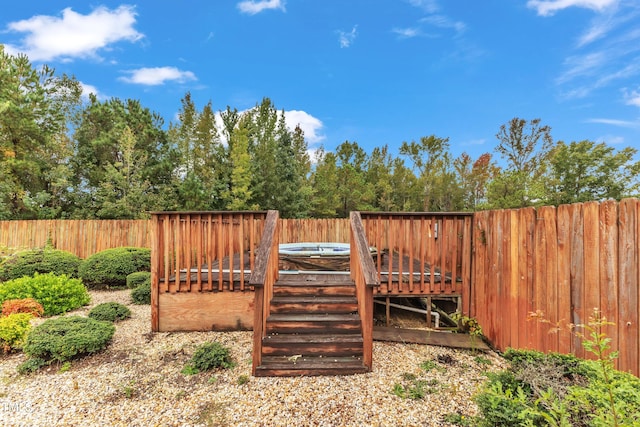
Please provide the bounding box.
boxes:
[88,302,131,322]
[78,247,150,289]
[0,313,33,353]
[22,316,115,363]
[126,271,150,289]
[0,248,81,281]
[182,342,235,375]
[0,273,90,316]
[131,282,151,305]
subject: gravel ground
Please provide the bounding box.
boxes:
[0,290,507,427]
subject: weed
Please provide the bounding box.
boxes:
[58,361,71,373]
[474,355,492,366]
[237,375,249,385]
[122,380,137,399]
[442,412,474,426]
[419,359,446,373]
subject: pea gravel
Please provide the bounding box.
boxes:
[0,290,506,426]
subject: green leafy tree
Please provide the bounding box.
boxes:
[273,120,312,218]
[309,148,340,217]
[334,141,375,217]
[224,115,255,210]
[489,118,553,208]
[545,140,640,205]
[366,145,396,211]
[247,98,280,210]
[400,135,463,211]
[0,45,81,219]
[455,152,496,211]
[71,96,173,217]
[169,93,227,210]
[92,126,153,218]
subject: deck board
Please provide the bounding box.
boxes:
[373,326,490,351]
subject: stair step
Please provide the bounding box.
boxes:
[255,356,368,377]
[270,296,358,314]
[274,275,356,297]
[273,285,356,297]
[265,313,361,334]
[262,333,363,357]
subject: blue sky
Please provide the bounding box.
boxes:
[2,0,640,161]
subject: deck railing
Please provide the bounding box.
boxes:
[350,212,379,370]
[250,210,280,374]
[359,212,473,305]
[150,211,267,331]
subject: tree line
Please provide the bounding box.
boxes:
[2,45,639,220]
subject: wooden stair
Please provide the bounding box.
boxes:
[254,273,369,377]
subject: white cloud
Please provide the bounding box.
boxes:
[79,82,104,101]
[3,6,142,62]
[407,0,439,13]
[283,110,325,144]
[237,0,285,15]
[119,67,197,86]
[337,26,358,48]
[624,88,640,107]
[556,51,608,84]
[527,0,618,16]
[421,15,466,34]
[587,117,640,128]
[392,27,423,39]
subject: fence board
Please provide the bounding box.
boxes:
[556,205,572,354]
[619,199,639,375]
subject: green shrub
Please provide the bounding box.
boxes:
[17,357,47,374]
[474,348,640,427]
[181,342,235,375]
[88,302,131,322]
[78,247,150,289]
[0,313,33,353]
[0,273,90,316]
[0,248,81,281]
[131,282,151,305]
[126,271,150,289]
[22,316,115,363]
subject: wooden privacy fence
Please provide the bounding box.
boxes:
[0,219,151,259]
[473,199,639,376]
[0,218,351,258]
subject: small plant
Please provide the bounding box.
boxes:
[474,355,493,366]
[0,273,90,316]
[78,247,150,289]
[131,282,151,305]
[58,361,72,373]
[420,359,446,373]
[126,271,150,289]
[1,298,44,317]
[442,412,474,427]
[237,374,249,385]
[0,248,81,282]
[88,302,131,323]
[22,316,115,365]
[182,342,235,375]
[0,313,33,353]
[392,378,439,400]
[122,380,137,398]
